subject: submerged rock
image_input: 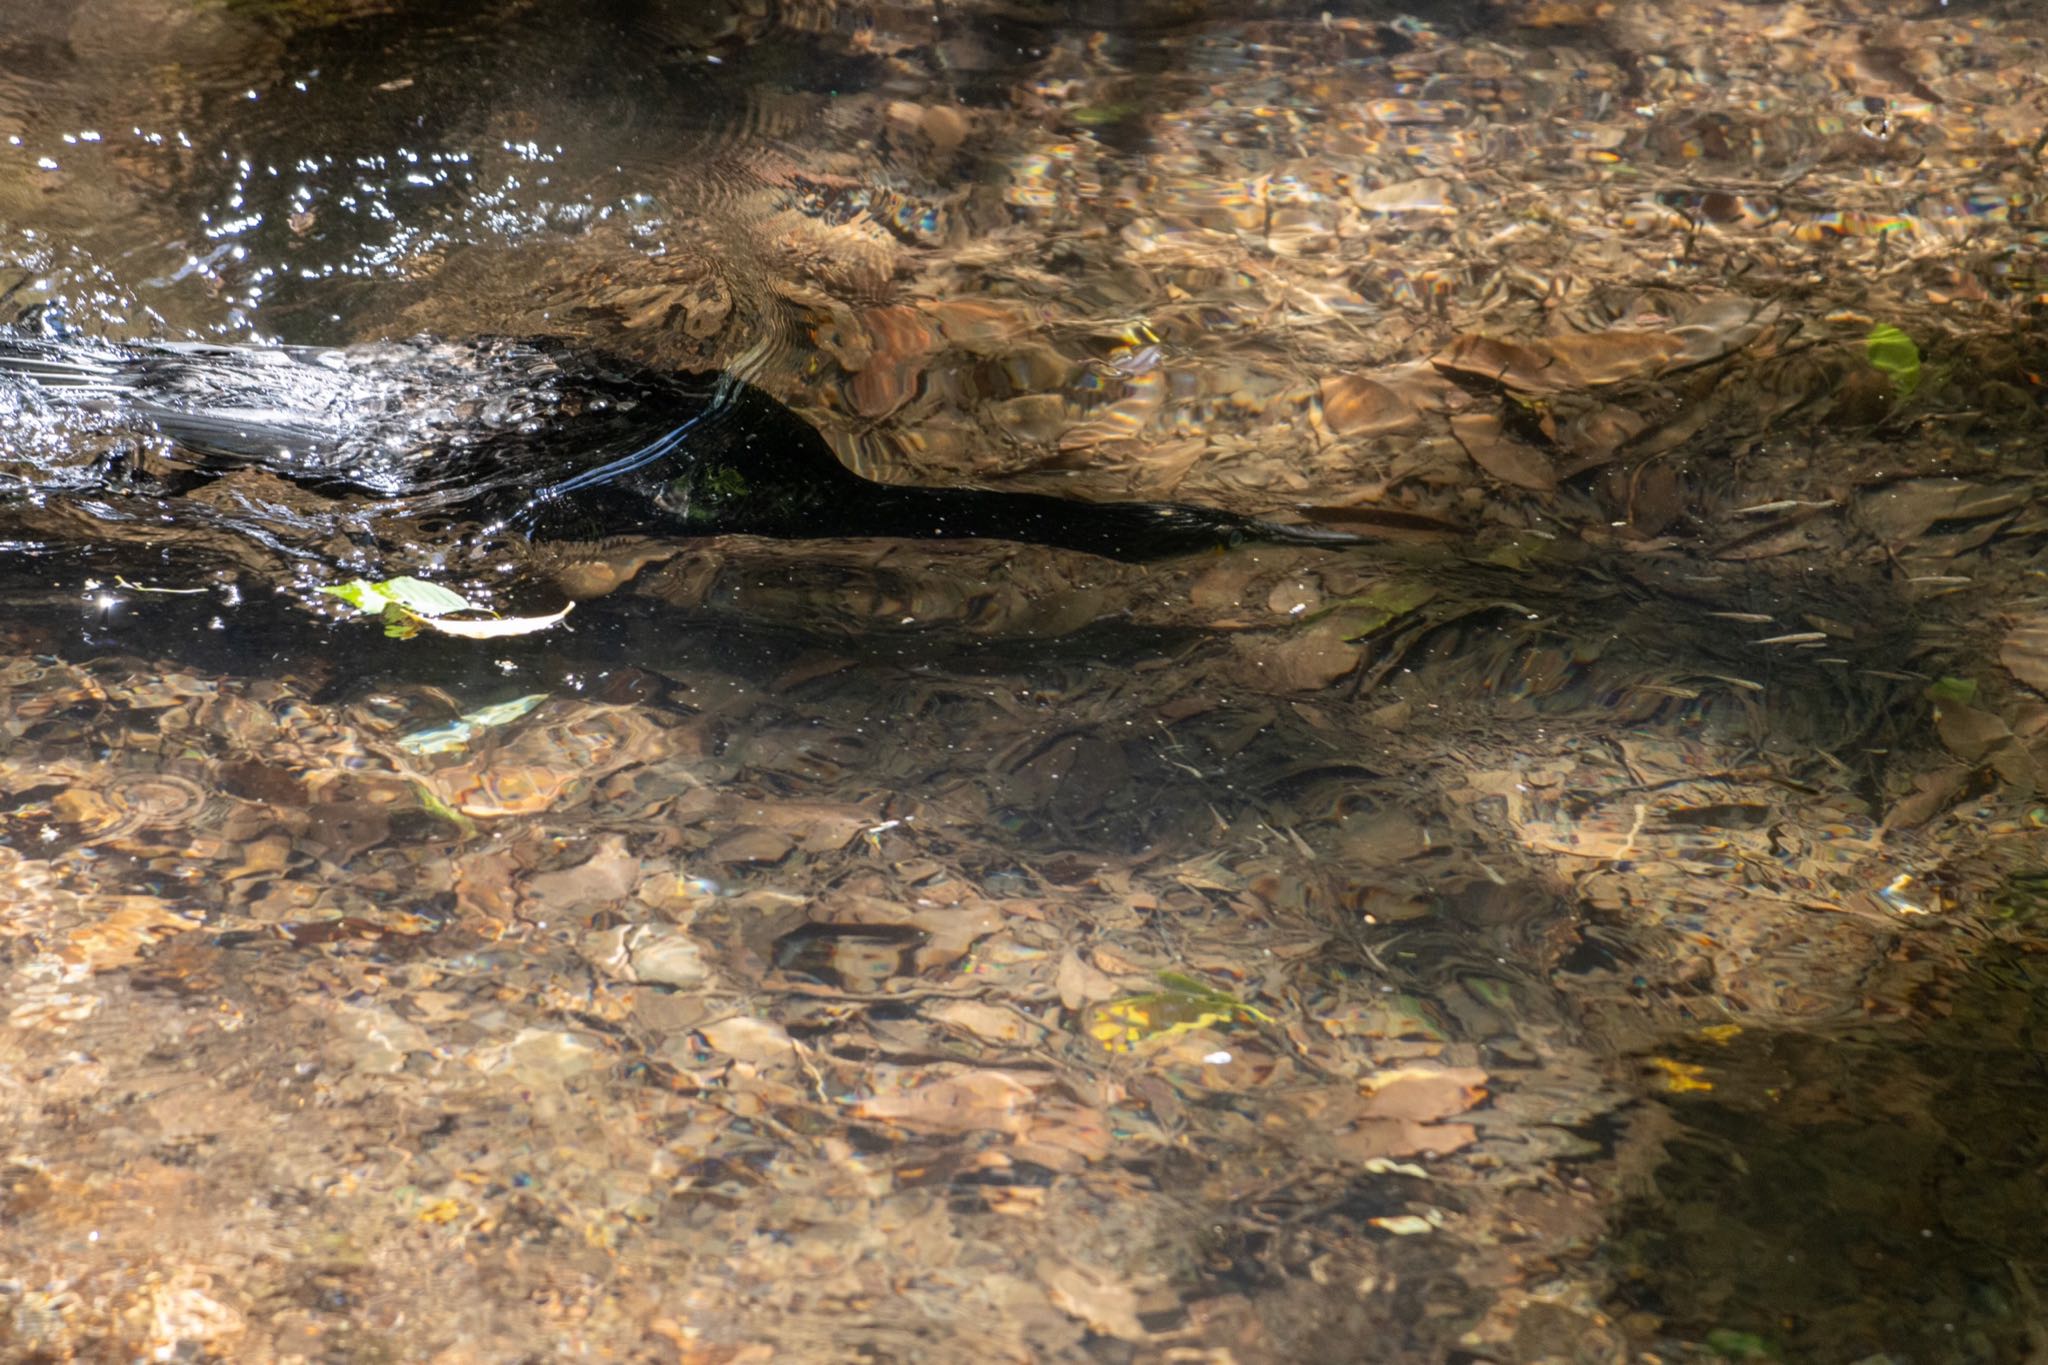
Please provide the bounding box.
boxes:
[0,331,1358,565]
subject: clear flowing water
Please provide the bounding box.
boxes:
[1,1,2046,1360]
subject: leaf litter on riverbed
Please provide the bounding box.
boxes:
[8,0,2048,1358]
[0,621,1539,1358]
[10,453,2048,1362]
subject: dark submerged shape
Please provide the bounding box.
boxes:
[0,333,1356,562]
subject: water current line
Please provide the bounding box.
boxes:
[505,373,749,530]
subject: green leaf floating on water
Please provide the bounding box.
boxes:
[322,575,474,618]
[1865,323,1922,400]
[319,576,572,639]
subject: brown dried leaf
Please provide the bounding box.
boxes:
[1056,947,1119,1010]
[62,898,199,971]
[1353,176,1453,214]
[452,846,524,919]
[1433,335,1562,392]
[1711,519,1831,561]
[51,786,117,830]
[1329,1118,1479,1160]
[1361,1064,1489,1121]
[1669,297,1779,365]
[1237,618,1364,692]
[699,1016,797,1066]
[1437,327,1684,395]
[584,924,710,989]
[1014,1099,1114,1169]
[708,828,796,865]
[1880,768,1967,831]
[928,999,1045,1048]
[1335,809,1431,863]
[1319,374,1421,436]
[1189,556,1265,616]
[1855,480,2030,545]
[750,800,873,853]
[919,104,969,155]
[527,835,640,908]
[1266,577,1325,616]
[1037,1259,1147,1342]
[1543,331,1681,385]
[1934,704,2013,765]
[1611,459,1686,534]
[1503,0,1613,26]
[854,1068,1045,1135]
[1452,413,1557,492]
[300,800,389,863]
[906,900,1003,972]
[1558,403,1650,467]
[476,1027,607,1085]
[848,306,938,418]
[2003,616,2048,694]
[928,299,1030,350]
[444,763,580,818]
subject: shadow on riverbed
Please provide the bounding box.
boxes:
[1611,935,2048,1364]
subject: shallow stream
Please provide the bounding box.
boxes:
[1,2,2046,1360]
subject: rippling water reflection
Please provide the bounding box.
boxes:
[2,0,2047,1359]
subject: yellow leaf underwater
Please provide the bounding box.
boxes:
[1086,974,1273,1053]
[1647,1057,1713,1094]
